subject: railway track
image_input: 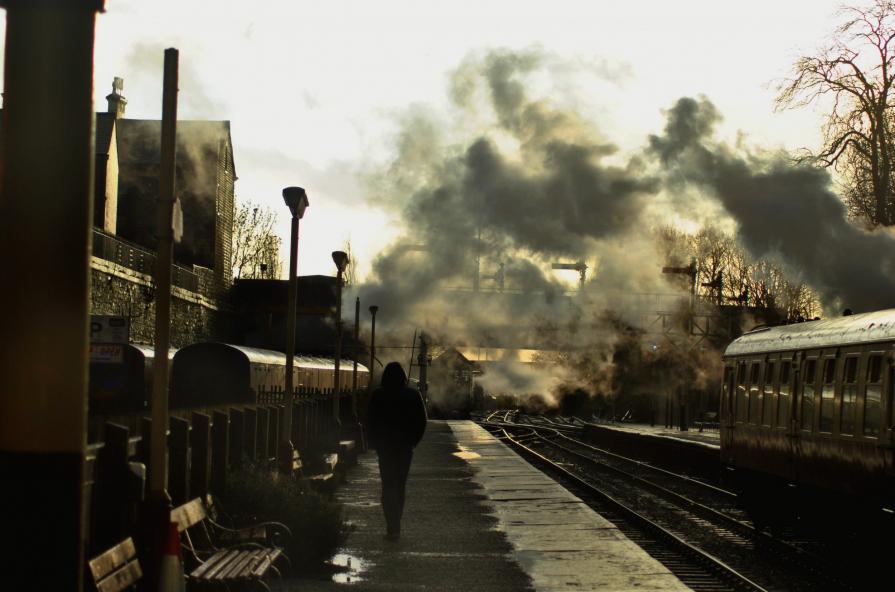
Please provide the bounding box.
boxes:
[479,418,849,591]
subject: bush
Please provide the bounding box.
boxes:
[221,461,345,571]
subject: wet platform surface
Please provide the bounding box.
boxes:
[277,420,689,591]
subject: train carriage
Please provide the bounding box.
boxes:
[721,310,895,517]
[171,342,368,409]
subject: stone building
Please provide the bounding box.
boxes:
[89,78,236,346]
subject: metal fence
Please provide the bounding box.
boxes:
[92,228,212,297]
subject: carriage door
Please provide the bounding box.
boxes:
[721,364,735,450]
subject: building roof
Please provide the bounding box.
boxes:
[724,309,895,357]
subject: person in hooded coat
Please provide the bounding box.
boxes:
[365,362,427,540]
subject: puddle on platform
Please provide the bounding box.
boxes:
[453,445,481,460]
[330,552,368,584]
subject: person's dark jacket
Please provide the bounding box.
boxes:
[365,362,427,451]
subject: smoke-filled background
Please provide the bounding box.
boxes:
[350,47,895,411]
[72,1,895,413]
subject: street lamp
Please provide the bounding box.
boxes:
[281,186,309,472]
[331,250,349,446]
[351,296,360,422]
[369,305,379,388]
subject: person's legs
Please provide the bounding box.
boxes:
[377,451,401,537]
[393,448,413,528]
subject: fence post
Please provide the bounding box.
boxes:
[95,423,131,553]
[257,407,269,462]
[190,413,211,500]
[269,406,280,464]
[211,411,229,496]
[229,408,245,467]
[244,407,258,461]
[138,416,152,467]
[168,417,190,505]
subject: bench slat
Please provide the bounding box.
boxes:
[171,498,207,532]
[215,550,253,580]
[96,561,142,592]
[189,549,229,580]
[89,538,137,581]
[200,549,242,581]
[251,549,281,578]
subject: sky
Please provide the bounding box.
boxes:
[11,1,851,279]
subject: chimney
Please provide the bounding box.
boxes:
[106,77,126,118]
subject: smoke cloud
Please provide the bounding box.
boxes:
[357,49,895,411]
[650,96,895,313]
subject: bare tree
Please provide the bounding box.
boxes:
[232,198,282,280]
[657,225,821,320]
[776,1,895,226]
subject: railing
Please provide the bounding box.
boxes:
[92,228,213,297]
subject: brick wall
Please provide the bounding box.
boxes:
[90,257,224,348]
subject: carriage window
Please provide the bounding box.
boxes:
[749,362,761,424]
[801,359,817,431]
[736,361,747,421]
[819,359,836,433]
[722,366,732,417]
[762,361,776,426]
[864,355,883,437]
[840,357,858,435]
[778,361,791,427]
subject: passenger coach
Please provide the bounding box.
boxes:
[721,310,895,516]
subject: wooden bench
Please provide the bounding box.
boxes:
[171,498,289,590]
[88,538,141,592]
[339,439,357,466]
[307,452,339,492]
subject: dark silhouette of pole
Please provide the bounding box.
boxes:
[351,296,360,421]
[369,305,379,387]
[0,1,105,589]
[144,48,179,590]
[331,251,348,446]
[281,187,308,470]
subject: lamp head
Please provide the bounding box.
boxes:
[332,250,349,273]
[369,305,379,316]
[282,186,309,218]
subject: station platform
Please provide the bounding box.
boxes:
[278,421,689,591]
[586,421,720,449]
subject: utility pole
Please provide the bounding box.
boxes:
[417,333,429,408]
[145,48,179,590]
[351,296,360,422]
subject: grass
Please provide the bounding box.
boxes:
[221,460,345,572]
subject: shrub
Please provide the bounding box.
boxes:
[221,461,345,571]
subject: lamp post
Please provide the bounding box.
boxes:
[281,186,309,472]
[369,305,379,388]
[331,251,349,445]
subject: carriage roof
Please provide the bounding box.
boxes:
[724,309,895,357]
